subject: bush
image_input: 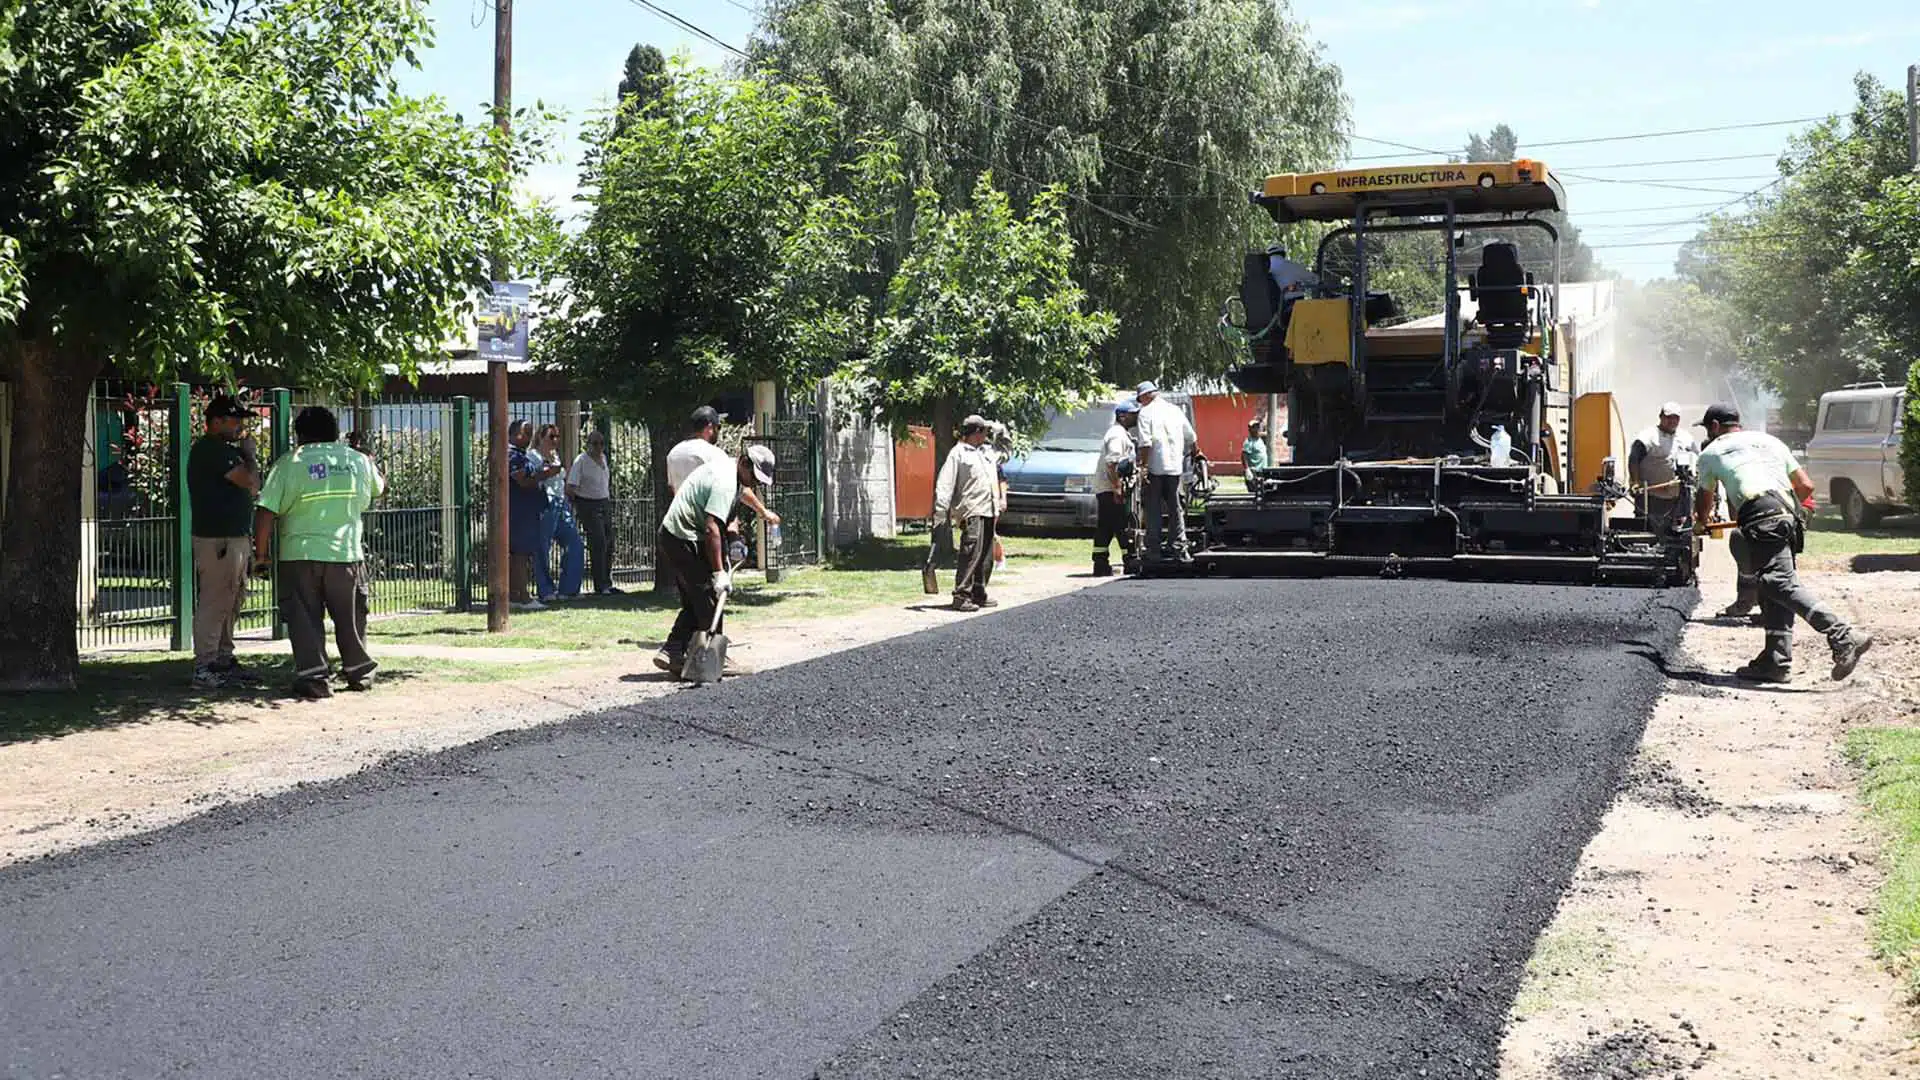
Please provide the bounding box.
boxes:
[1905,361,1920,507]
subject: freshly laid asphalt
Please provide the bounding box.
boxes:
[1,578,1690,1080]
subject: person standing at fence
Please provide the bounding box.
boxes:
[506,418,559,610]
[186,394,262,689]
[252,406,385,700]
[933,415,1001,612]
[652,445,777,679]
[667,405,780,530]
[568,429,619,596]
[532,424,585,602]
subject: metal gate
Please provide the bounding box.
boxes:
[745,416,822,565]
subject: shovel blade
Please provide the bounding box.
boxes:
[682,630,728,685]
[922,565,939,594]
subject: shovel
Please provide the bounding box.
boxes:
[682,559,742,686]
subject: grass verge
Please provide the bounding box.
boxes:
[1844,725,1920,1002]
[1801,511,1920,570]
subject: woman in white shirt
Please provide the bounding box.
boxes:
[567,429,618,595]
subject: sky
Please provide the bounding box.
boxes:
[402,0,1920,282]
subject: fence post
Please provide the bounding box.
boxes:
[169,382,194,652]
[452,395,473,611]
[811,414,825,563]
[270,387,291,640]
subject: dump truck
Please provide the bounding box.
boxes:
[1132,160,1695,586]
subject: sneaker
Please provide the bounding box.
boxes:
[603,586,625,595]
[213,658,264,686]
[952,599,980,613]
[292,677,333,700]
[652,649,684,675]
[1175,548,1195,565]
[1831,633,1875,682]
[978,597,999,608]
[515,599,547,611]
[1733,661,1792,684]
[340,668,376,692]
[191,666,229,690]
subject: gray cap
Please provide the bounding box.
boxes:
[961,413,990,432]
[1135,380,1158,398]
[744,443,775,485]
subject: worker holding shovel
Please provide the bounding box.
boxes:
[653,444,776,681]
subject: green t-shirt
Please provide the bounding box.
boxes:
[1242,436,1270,471]
[257,441,385,562]
[1695,430,1799,511]
[188,435,254,538]
[661,458,739,543]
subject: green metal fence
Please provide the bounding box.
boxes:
[746,416,824,565]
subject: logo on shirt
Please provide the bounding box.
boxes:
[308,463,329,480]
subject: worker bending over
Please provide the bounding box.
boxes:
[653,444,776,680]
[1692,403,1871,683]
[933,415,1000,611]
[1091,401,1139,577]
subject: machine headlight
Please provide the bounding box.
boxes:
[1063,475,1089,492]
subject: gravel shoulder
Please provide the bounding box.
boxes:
[0,560,1096,867]
[1498,543,1920,1079]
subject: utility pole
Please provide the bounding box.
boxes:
[1907,64,1918,172]
[486,0,513,632]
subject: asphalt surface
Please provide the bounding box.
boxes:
[2,578,1690,1079]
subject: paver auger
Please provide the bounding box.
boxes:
[1141,159,1697,586]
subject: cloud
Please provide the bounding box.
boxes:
[1721,22,1920,70]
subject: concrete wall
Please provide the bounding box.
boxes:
[817,381,897,549]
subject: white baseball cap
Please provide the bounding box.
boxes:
[1659,401,1682,417]
[745,443,775,485]
[1136,380,1159,398]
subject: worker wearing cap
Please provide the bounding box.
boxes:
[1242,417,1270,477]
[1091,401,1140,577]
[187,394,262,689]
[1629,402,1700,532]
[933,415,1000,611]
[667,404,779,532]
[653,444,775,679]
[1693,403,1872,683]
[1135,380,1198,563]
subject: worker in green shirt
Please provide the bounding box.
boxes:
[252,406,386,700]
[652,444,776,680]
[1241,417,1270,478]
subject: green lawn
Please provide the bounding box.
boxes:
[373,533,1084,653]
[0,652,552,744]
[1800,511,1920,571]
[1845,726,1920,1003]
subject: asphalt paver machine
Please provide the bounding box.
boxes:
[1139,160,1696,586]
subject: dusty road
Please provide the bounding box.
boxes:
[1,578,1688,1079]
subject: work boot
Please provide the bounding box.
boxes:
[952,598,980,612]
[1717,600,1755,619]
[1733,660,1792,684]
[1092,552,1113,578]
[652,649,684,676]
[978,597,999,608]
[1831,633,1875,682]
[291,677,333,700]
[213,658,264,686]
[191,665,229,691]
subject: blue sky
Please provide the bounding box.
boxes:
[403,0,1919,281]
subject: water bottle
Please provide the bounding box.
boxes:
[768,522,782,551]
[1489,425,1512,467]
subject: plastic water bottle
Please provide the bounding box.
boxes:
[768,523,782,551]
[1489,425,1512,467]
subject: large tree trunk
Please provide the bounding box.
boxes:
[930,395,956,472]
[0,343,100,690]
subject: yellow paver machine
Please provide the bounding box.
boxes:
[1160,160,1697,586]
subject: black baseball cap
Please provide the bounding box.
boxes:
[205,394,250,420]
[1697,403,1740,426]
[690,405,725,430]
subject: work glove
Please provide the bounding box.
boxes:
[710,569,731,596]
[726,538,749,566]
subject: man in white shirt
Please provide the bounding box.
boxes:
[1091,401,1139,577]
[1628,401,1700,531]
[567,429,618,595]
[1134,380,1197,564]
[933,414,1001,611]
[666,405,779,531]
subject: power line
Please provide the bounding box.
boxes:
[1549,152,1781,170]
[620,0,750,60]
[1557,172,1773,195]
[1570,199,1745,217]
[1520,116,1828,149]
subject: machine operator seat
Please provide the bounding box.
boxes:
[1468,242,1530,348]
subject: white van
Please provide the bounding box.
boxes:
[1804,382,1908,529]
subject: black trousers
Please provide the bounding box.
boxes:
[1093,491,1130,555]
[658,527,719,656]
[1736,492,1850,666]
[953,515,995,603]
[575,497,614,593]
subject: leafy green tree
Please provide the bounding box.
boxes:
[751,0,1346,385]
[1682,74,1913,423]
[853,175,1116,453]
[615,43,666,125]
[0,0,548,689]
[539,60,897,478]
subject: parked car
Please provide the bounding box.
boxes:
[999,390,1193,534]
[1804,381,1908,529]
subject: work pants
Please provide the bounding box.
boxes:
[1142,473,1187,556]
[1643,493,1684,533]
[191,536,250,669]
[1093,491,1131,557]
[279,560,375,685]
[1738,493,1854,667]
[1727,528,1760,610]
[953,515,995,604]
[574,497,615,593]
[658,527,720,657]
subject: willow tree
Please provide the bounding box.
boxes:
[0,0,548,689]
[751,0,1347,385]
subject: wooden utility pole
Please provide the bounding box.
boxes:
[1907,64,1918,172]
[486,0,513,632]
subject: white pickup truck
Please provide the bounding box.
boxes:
[1804,382,1908,529]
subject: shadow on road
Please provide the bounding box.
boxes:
[1622,643,1816,695]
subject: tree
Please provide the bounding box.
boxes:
[751,0,1347,386]
[854,175,1116,454]
[539,60,896,455]
[0,0,547,689]
[614,43,666,122]
[1681,73,1914,423]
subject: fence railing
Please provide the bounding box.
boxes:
[72,382,822,650]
